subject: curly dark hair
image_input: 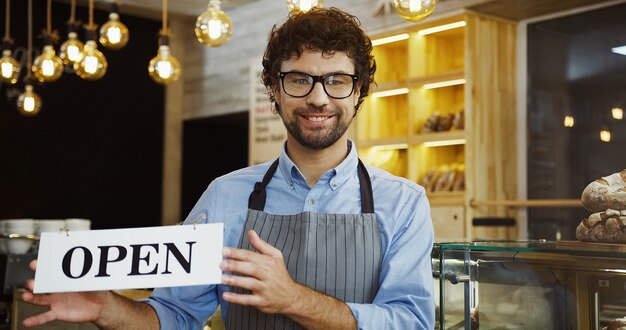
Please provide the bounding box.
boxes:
[262,7,376,113]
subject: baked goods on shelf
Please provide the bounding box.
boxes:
[581,169,626,212]
[419,164,465,193]
[453,110,464,130]
[604,316,626,330]
[576,209,626,243]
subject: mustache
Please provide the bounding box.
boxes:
[296,106,336,115]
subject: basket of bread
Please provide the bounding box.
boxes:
[576,169,626,243]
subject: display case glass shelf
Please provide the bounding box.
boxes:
[434,240,626,329]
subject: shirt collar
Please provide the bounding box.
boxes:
[277,140,359,190]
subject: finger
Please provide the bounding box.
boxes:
[222,291,263,307]
[222,274,262,291]
[24,279,34,291]
[29,259,38,271]
[247,230,281,258]
[223,246,263,262]
[21,292,51,307]
[220,259,259,277]
[23,310,57,327]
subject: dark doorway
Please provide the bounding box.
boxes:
[181,112,249,219]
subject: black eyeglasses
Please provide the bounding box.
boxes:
[279,71,358,99]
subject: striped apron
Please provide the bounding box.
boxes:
[225,159,383,330]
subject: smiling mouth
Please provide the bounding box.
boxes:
[306,115,332,122]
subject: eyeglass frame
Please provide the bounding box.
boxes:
[278,71,359,99]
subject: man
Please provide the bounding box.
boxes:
[22,7,434,329]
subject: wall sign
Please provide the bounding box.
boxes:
[248,57,287,166]
[34,223,223,293]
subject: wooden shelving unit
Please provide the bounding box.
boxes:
[356,13,518,240]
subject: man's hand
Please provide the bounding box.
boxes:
[21,260,159,329]
[220,229,299,315]
[220,230,357,330]
[21,260,110,327]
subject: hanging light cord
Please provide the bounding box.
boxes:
[162,0,169,35]
[86,0,96,30]
[47,0,52,34]
[3,0,10,43]
[26,0,33,79]
[69,0,76,23]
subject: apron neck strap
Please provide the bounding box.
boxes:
[248,158,375,213]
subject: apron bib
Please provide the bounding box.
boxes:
[226,159,382,330]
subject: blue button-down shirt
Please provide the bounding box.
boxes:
[145,141,435,329]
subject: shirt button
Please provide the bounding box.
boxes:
[331,182,337,188]
[308,199,315,205]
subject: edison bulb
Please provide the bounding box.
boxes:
[17,85,42,116]
[612,107,623,120]
[393,0,436,22]
[195,1,233,47]
[600,129,611,142]
[32,45,64,83]
[99,13,130,50]
[286,0,323,13]
[563,115,574,127]
[60,32,84,65]
[75,40,108,80]
[0,49,20,84]
[148,45,180,85]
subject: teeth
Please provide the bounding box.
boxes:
[308,116,329,122]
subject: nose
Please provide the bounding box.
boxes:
[306,81,330,107]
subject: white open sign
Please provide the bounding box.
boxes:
[34,223,223,293]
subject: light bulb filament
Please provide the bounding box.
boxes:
[42,59,55,76]
[107,27,122,44]
[68,45,81,62]
[208,19,222,40]
[85,56,99,74]
[157,60,173,79]
[409,0,422,12]
[600,130,611,142]
[24,97,36,112]
[1,62,13,78]
[301,0,312,11]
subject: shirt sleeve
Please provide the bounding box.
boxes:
[347,190,435,329]
[142,181,222,328]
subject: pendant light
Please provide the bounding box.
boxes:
[32,0,64,83]
[563,115,574,128]
[59,0,84,67]
[75,0,108,80]
[148,0,180,85]
[99,0,129,50]
[612,107,623,120]
[18,0,42,116]
[195,0,233,47]
[1,0,20,84]
[393,0,436,22]
[600,128,611,143]
[286,0,323,13]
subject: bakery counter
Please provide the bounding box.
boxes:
[433,240,626,329]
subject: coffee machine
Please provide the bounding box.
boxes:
[0,235,37,328]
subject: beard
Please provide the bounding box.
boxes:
[282,107,353,150]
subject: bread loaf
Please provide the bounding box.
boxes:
[576,209,626,243]
[581,169,626,212]
[604,316,626,330]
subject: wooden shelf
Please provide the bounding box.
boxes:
[410,131,465,145]
[371,81,409,93]
[410,69,465,87]
[358,137,409,149]
[427,192,465,206]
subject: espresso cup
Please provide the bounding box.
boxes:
[65,218,91,232]
[5,219,35,254]
[37,219,67,233]
[0,220,7,254]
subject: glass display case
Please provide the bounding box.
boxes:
[434,241,626,329]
